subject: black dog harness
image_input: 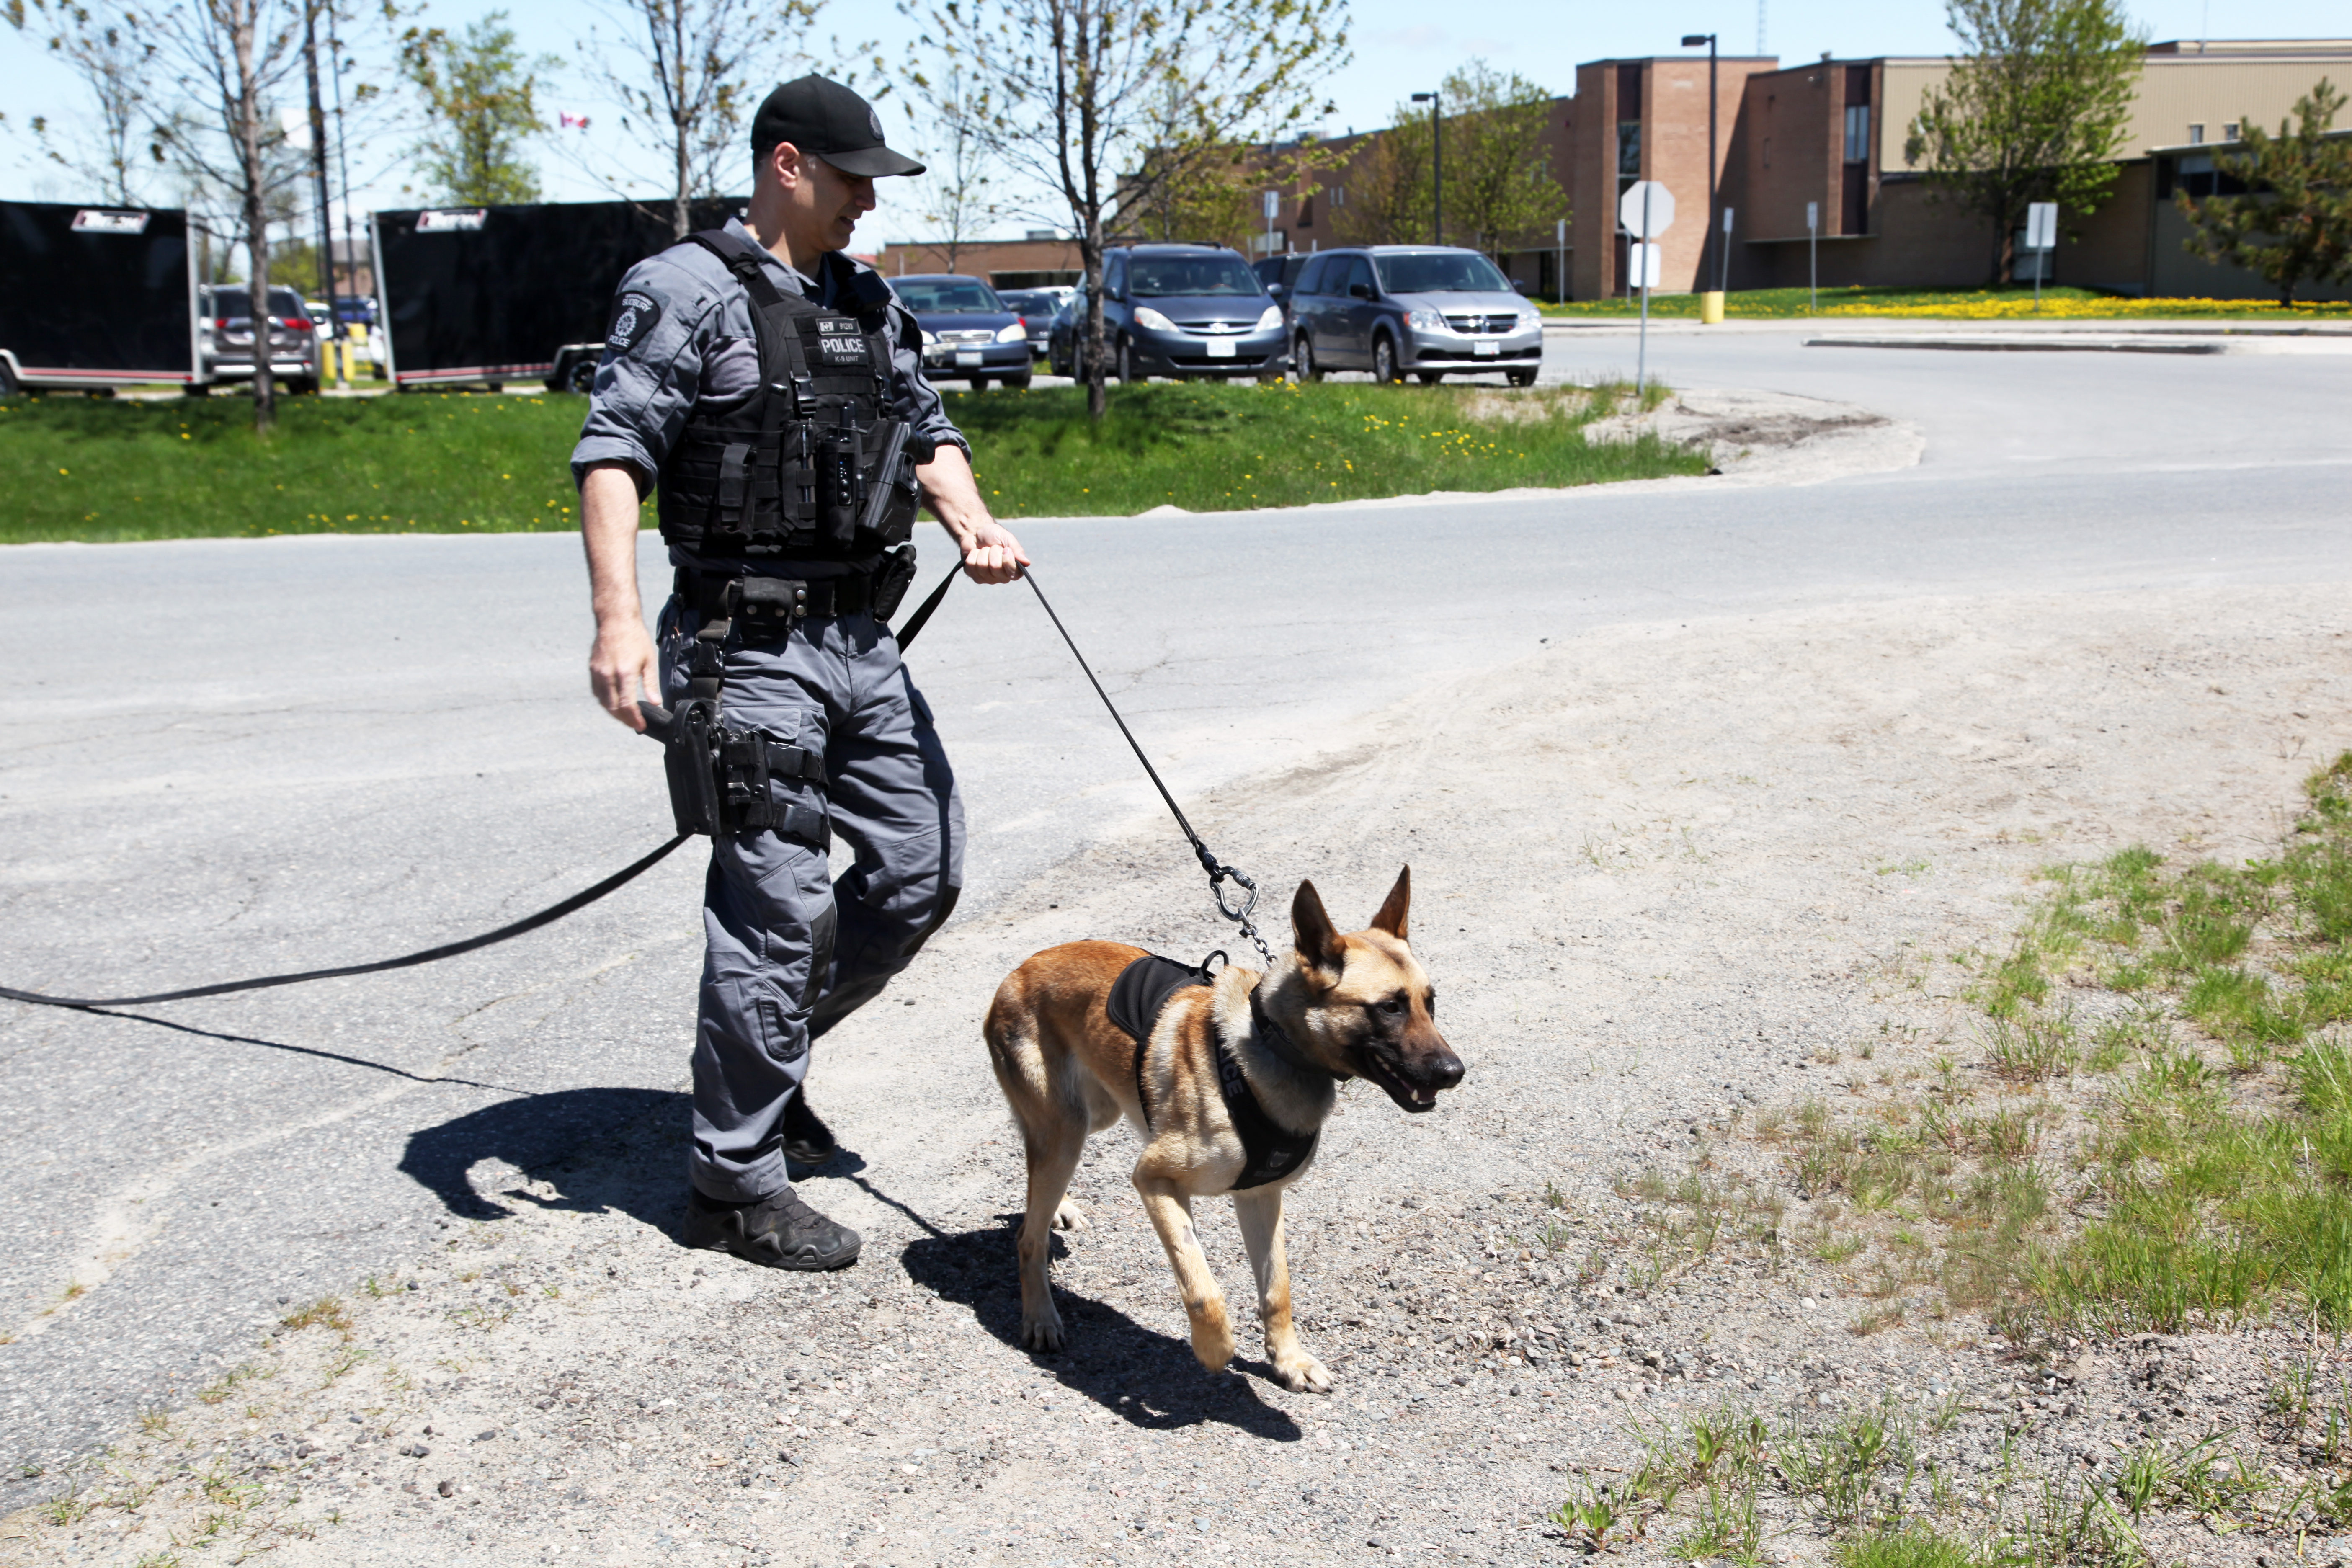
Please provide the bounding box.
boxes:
[1105,954,1321,1191]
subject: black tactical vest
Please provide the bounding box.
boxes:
[655,230,931,561]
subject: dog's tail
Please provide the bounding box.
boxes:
[981,968,1055,1109]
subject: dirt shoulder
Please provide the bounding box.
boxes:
[8,585,2350,1568]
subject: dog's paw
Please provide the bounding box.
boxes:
[1275,1355,1333,1395]
[1188,1313,1235,1374]
[1020,1311,1065,1352]
[1051,1199,1088,1232]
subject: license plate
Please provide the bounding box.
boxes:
[955,350,983,366]
[1204,338,1236,358]
[1473,340,1499,357]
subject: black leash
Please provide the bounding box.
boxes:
[1021,570,1278,967]
[0,835,692,1011]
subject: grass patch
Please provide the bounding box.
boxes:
[950,379,1701,515]
[0,391,583,543]
[0,379,1706,544]
[1542,283,2352,320]
[1957,752,2352,1336]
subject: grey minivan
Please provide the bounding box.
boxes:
[1289,247,1543,386]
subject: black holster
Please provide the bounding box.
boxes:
[640,699,829,848]
[872,545,918,622]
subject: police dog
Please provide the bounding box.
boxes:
[981,868,1463,1393]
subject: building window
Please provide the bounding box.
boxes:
[1298,195,1315,228]
[1330,185,1346,208]
[2222,121,2240,141]
[1762,137,1772,168]
[1844,103,1870,162]
[1617,121,1642,176]
[2187,122,2205,144]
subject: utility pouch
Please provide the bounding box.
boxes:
[872,544,918,621]
[733,575,807,640]
[816,422,860,549]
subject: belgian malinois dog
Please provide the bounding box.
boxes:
[981,868,1464,1392]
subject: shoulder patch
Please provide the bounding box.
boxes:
[606,290,663,353]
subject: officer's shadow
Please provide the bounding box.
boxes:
[865,1176,1303,1442]
[399,1085,691,1226]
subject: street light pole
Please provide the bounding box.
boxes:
[1411,90,1443,244]
[1681,34,1718,296]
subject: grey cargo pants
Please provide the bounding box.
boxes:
[659,599,965,1204]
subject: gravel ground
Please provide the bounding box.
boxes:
[8,582,2352,1567]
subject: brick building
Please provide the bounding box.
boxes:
[1235,38,2352,301]
[1560,37,2352,299]
[870,235,1083,290]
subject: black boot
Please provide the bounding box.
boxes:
[781,1090,837,1166]
[683,1188,860,1271]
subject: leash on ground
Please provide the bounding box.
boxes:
[0,834,694,1011]
[0,570,969,1014]
[1019,570,1279,969]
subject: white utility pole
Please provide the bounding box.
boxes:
[1806,200,1819,313]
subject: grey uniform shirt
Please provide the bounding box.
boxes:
[570,217,967,577]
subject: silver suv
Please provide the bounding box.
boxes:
[1288,247,1542,386]
[198,284,322,394]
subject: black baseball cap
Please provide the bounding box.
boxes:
[751,75,925,178]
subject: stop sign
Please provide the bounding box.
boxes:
[1618,181,1675,239]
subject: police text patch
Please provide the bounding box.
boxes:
[606,291,662,353]
[812,314,870,367]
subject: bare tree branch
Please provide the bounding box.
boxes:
[903,0,1347,418]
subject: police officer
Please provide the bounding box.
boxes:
[573,75,1029,1271]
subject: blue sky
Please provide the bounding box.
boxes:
[2,0,2339,243]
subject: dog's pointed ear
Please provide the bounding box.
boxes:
[1370,865,1411,941]
[1292,879,1348,977]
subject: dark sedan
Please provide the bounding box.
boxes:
[1100,245,1287,381]
[998,286,1068,359]
[891,273,1033,390]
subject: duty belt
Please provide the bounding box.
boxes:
[675,566,878,625]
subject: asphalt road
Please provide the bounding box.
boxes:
[2,333,2348,1498]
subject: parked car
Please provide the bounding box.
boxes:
[1251,252,1314,315]
[891,273,1032,389]
[1287,246,1542,386]
[198,283,322,393]
[996,286,1067,359]
[1080,244,1286,382]
[1045,288,1090,378]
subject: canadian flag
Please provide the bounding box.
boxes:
[560,112,590,130]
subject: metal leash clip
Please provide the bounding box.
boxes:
[1207,862,1277,968]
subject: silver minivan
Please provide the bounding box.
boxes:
[1289,246,1543,386]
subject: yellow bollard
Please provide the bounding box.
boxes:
[1699,291,1726,325]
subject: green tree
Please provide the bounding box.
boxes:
[400,13,552,206]
[582,0,832,241]
[1903,0,2142,283]
[1331,108,1429,246]
[1439,61,1563,261]
[2179,80,2352,306]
